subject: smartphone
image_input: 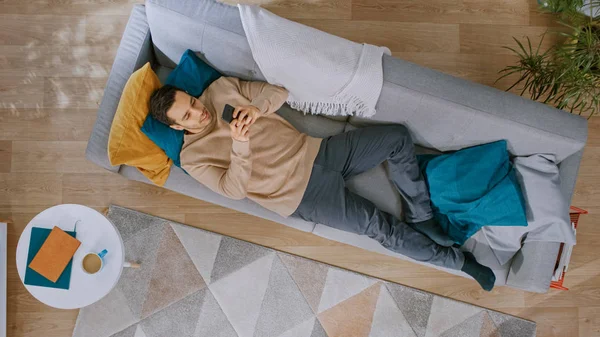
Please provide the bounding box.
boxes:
[222,104,235,123]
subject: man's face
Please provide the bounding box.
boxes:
[166,90,212,132]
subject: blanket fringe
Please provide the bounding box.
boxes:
[287,94,376,118]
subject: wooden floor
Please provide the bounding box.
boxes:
[1,0,599,336]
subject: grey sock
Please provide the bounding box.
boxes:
[461,252,496,291]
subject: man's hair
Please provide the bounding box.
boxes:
[149,85,178,125]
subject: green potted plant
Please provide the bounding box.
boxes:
[539,0,599,20]
[497,0,599,117]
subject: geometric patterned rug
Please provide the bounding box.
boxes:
[72,205,536,337]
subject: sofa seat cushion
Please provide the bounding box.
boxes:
[119,164,317,233]
[328,125,514,284]
[329,160,511,284]
[117,99,347,234]
[311,223,510,285]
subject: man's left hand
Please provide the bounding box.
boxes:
[233,105,261,127]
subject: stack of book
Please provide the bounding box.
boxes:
[25,226,81,290]
[550,206,587,291]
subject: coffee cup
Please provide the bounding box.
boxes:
[82,249,107,274]
[82,249,141,275]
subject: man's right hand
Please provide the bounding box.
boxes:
[229,119,250,142]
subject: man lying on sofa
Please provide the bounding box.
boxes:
[149,77,496,291]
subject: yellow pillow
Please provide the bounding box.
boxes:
[108,62,172,186]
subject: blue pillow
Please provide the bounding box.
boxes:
[141,50,221,167]
[417,140,527,245]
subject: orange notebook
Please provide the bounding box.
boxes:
[28,226,81,283]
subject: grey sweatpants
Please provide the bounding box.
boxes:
[292,125,465,270]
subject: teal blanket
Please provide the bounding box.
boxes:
[418,140,527,245]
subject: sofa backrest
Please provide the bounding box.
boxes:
[145,0,588,166]
[146,0,349,126]
[146,0,587,160]
[146,0,264,82]
[351,55,588,163]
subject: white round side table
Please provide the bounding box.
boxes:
[16,204,125,309]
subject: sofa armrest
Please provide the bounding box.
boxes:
[558,149,585,203]
[86,4,154,172]
[506,241,561,293]
[506,150,582,293]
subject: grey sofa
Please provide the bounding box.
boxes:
[86,0,588,293]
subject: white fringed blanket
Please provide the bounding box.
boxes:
[238,5,390,117]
